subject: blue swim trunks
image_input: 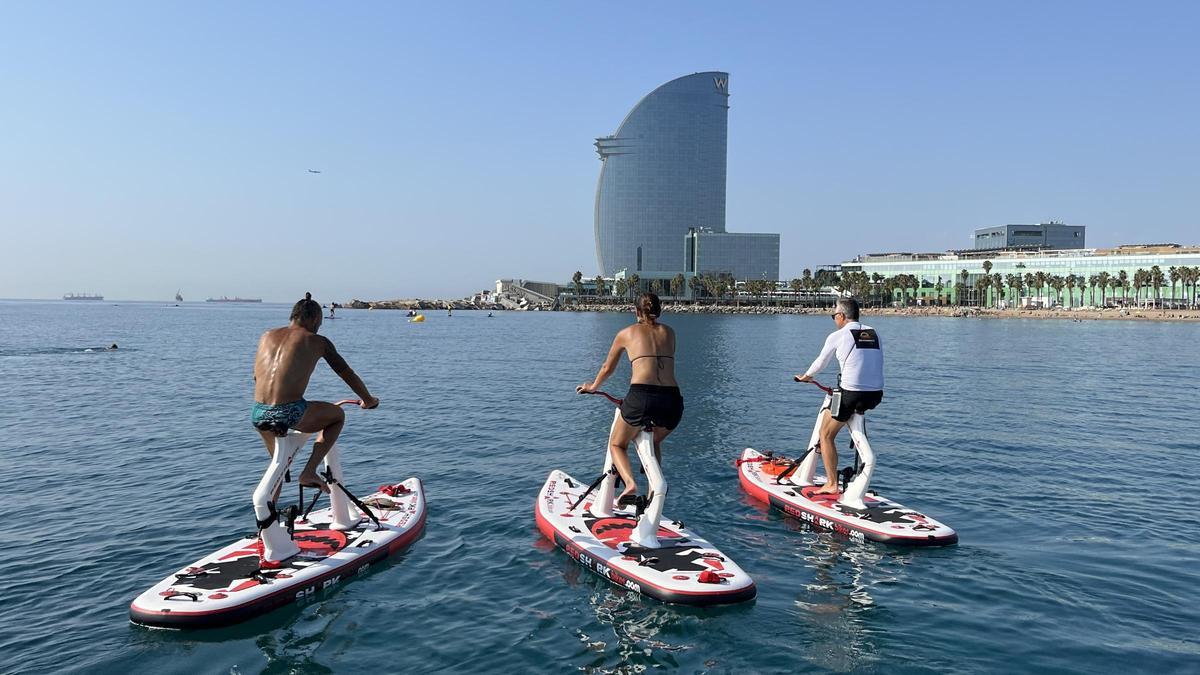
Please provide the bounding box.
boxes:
[251,399,308,436]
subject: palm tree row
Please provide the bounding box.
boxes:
[946,263,1200,309]
[569,264,1200,309]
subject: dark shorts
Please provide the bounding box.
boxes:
[251,399,308,436]
[620,384,684,431]
[829,389,882,422]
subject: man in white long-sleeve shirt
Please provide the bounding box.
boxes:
[794,297,884,495]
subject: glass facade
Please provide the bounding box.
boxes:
[685,229,780,280]
[973,223,1086,250]
[594,72,731,276]
[841,247,1200,305]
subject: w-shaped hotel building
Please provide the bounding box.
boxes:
[594,72,780,282]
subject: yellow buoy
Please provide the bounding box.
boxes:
[410,314,425,323]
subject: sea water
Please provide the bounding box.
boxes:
[1,300,1197,673]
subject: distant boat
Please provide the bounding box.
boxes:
[175,290,183,302]
[205,296,262,303]
[63,293,104,301]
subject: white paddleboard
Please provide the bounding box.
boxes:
[130,478,426,628]
[537,470,756,605]
[738,449,957,546]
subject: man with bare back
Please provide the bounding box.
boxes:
[252,292,379,492]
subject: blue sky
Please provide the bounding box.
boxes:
[2,2,1197,301]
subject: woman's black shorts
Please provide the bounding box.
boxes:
[620,384,684,431]
[829,389,883,422]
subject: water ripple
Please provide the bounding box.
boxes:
[0,302,1197,673]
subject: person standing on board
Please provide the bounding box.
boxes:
[794,297,884,495]
[577,292,683,504]
[252,292,379,491]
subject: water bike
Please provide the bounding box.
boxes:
[130,400,426,628]
[737,380,957,546]
[536,391,755,605]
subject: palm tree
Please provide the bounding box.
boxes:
[1065,274,1077,309]
[934,276,945,306]
[1186,265,1194,308]
[650,278,663,296]
[688,274,702,302]
[1168,266,1179,305]
[982,262,993,306]
[705,274,727,305]
[1024,272,1036,306]
[700,274,717,304]
[959,268,969,306]
[1150,265,1164,307]
[1049,276,1065,306]
[993,273,1003,308]
[1087,274,1098,307]
[719,273,736,304]
[837,271,851,296]
[789,278,803,306]
[1185,266,1195,309]
[627,273,641,299]
[1133,269,1147,306]
[1034,271,1047,306]
[1108,276,1120,305]
[1117,270,1128,304]
[974,276,990,307]
[594,275,607,302]
[1012,273,1025,308]
[572,271,584,303]
[615,278,629,299]
[670,273,685,300]
[1096,271,1111,306]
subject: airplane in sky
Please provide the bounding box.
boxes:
[307,169,321,174]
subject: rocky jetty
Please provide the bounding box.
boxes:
[345,298,505,311]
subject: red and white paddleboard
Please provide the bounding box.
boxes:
[536,470,756,606]
[130,478,426,629]
[738,449,957,546]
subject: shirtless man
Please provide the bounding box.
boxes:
[252,292,379,491]
[577,292,683,504]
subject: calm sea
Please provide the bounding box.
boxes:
[1,300,1197,674]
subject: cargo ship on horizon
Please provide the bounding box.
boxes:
[63,293,104,301]
[205,296,262,303]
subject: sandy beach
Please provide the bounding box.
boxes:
[563,303,1200,322]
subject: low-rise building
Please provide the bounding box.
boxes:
[684,227,780,281]
[841,243,1200,307]
[972,221,1085,251]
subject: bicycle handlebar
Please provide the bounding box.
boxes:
[578,390,624,406]
[793,378,833,395]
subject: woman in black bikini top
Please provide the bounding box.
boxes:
[576,292,684,505]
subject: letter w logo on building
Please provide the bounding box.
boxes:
[713,76,728,92]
